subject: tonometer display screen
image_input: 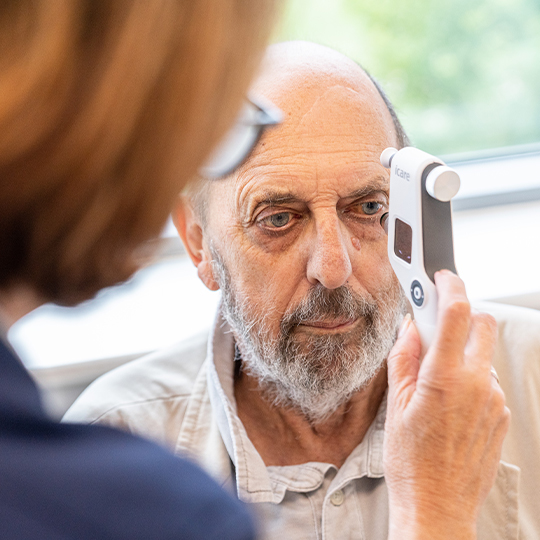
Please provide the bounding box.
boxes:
[394,218,412,264]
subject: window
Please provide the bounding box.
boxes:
[277,0,540,156]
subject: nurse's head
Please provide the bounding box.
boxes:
[0,0,277,313]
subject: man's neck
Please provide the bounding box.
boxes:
[234,365,388,469]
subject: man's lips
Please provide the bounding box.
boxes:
[297,318,358,331]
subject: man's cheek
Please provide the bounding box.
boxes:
[356,243,395,287]
[232,271,286,320]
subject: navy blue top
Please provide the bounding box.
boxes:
[0,338,256,540]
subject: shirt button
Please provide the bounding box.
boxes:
[330,490,344,506]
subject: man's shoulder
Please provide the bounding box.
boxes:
[63,330,210,442]
[476,299,540,329]
[475,301,540,400]
[476,301,540,538]
[474,301,540,370]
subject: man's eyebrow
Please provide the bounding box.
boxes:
[249,177,389,212]
[343,178,389,200]
[252,192,303,210]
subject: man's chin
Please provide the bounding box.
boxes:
[254,364,383,425]
[240,329,391,424]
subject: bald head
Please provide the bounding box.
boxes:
[252,41,408,149]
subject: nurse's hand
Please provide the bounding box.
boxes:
[384,270,509,540]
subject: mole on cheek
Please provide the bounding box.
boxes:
[351,237,361,251]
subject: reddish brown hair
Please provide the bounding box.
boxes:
[0,0,277,305]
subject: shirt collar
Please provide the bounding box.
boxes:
[206,308,387,503]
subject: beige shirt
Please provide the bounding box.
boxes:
[64,302,540,539]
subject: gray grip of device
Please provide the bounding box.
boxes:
[421,162,458,282]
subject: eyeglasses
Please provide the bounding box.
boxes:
[199,95,282,179]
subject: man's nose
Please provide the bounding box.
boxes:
[306,217,353,289]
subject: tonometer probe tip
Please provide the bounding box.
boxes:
[380,147,397,169]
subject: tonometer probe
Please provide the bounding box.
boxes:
[380,147,461,354]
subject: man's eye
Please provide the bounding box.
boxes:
[361,202,382,215]
[267,212,292,228]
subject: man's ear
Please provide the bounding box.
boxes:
[173,196,220,291]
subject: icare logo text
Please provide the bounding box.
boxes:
[395,167,410,181]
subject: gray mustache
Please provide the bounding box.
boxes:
[280,286,377,335]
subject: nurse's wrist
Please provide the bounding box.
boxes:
[388,505,477,540]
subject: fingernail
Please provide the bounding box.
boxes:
[435,269,456,277]
[398,313,411,338]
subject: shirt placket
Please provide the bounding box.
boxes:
[322,481,365,540]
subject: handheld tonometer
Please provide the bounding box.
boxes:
[380,147,461,355]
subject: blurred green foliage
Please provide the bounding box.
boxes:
[276,0,540,155]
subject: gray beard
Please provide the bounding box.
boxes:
[211,247,407,425]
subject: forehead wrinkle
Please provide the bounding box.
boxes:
[241,137,387,178]
[295,85,384,129]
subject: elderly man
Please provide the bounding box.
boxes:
[66,42,537,539]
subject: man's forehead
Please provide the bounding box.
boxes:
[253,84,395,155]
[229,83,394,207]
